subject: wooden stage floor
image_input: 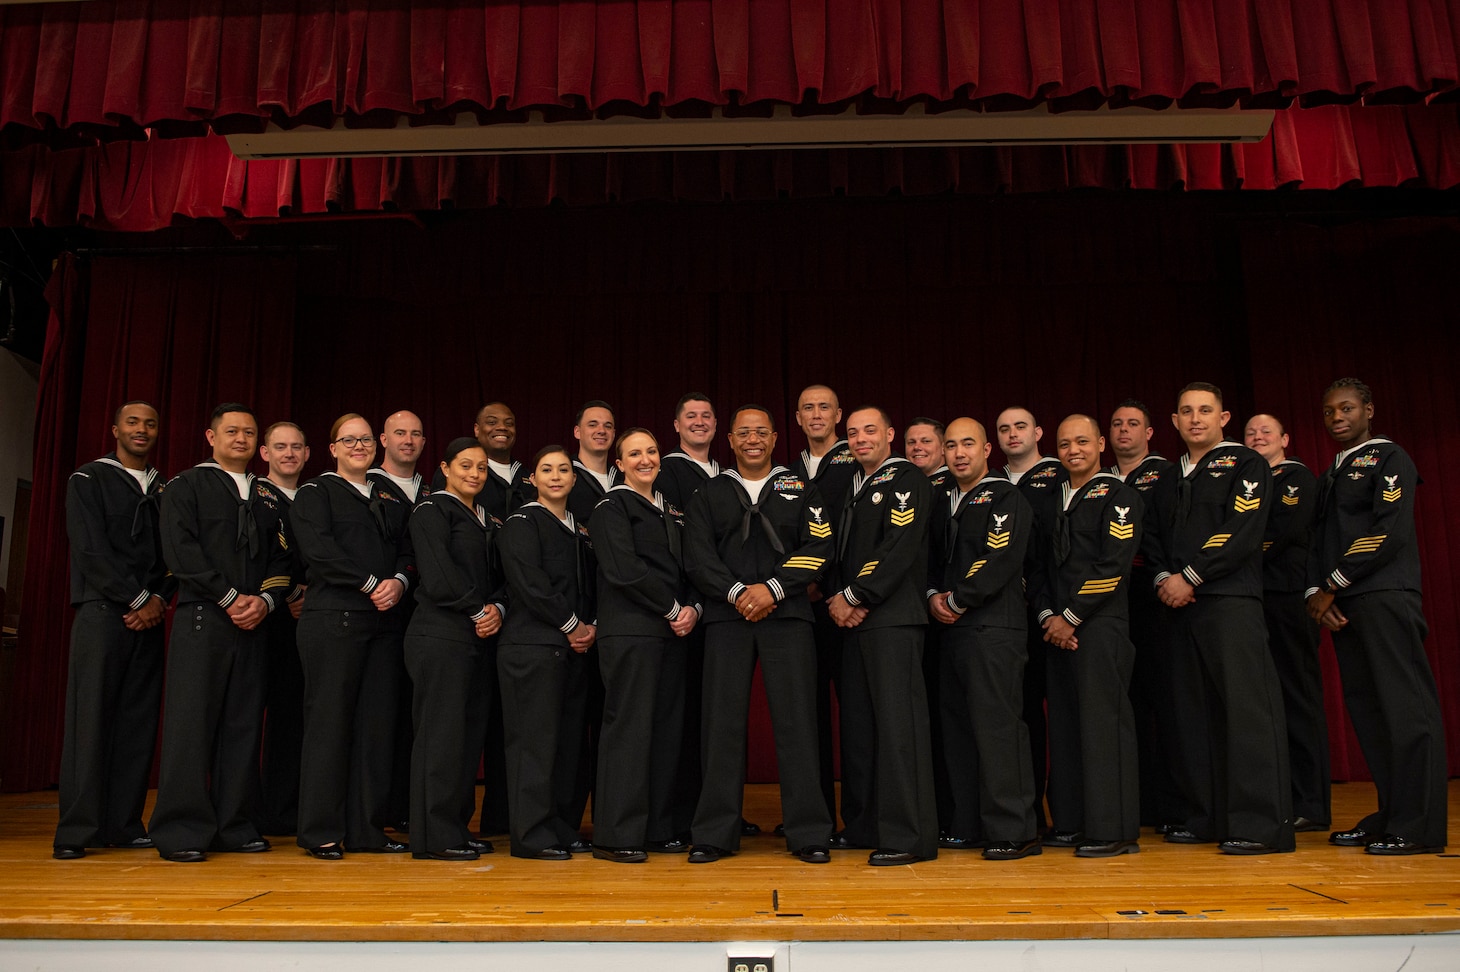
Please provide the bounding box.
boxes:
[2,781,1457,944]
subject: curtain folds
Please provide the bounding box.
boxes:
[1,1,1457,148]
[3,103,1458,232]
[0,251,298,793]
[4,202,1457,791]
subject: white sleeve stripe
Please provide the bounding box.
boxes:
[1062,608,1083,627]
[218,588,239,609]
[561,614,580,634]
[767,578,785,602]
[130,590,151,610]
[1182,566,1203,587]
[362,575,379,594]
[1331,569,1350,589]
[727,582,746,604]
[842,586,860,606]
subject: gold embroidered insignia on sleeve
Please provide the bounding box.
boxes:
[1202,533,1231,549]
[1077,577,1121,595]
[1108,522,1134,540]
[1344,535,1386,556]
[858,561,879,578]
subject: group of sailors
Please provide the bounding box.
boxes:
[51,377,1447,866]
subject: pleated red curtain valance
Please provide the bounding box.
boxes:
[2,0,1458,149]
[3,103,1459,232]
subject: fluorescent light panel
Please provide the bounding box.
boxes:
[225,103,1274,160]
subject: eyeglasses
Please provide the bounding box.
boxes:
[731,428,774,440]
[334,436,376,449]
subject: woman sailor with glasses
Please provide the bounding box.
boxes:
[290,413,415,859]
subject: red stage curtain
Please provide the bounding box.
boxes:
[0,250,297,793]
[2,0,1457,148]
[1240,217,1460,780]
[3,103,1459,232]
[5,197,1456,790]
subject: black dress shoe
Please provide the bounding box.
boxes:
[687,844,724,864]
[1163,828,1213,844]
[772,823,786,838]
[1330,826,1374,846]
[529,846,572,861]
[348,840,409,853]
[306,845,344,860]
[1041,830,1084,848]
[566,839,593,854]
[939,834,987,850]
[466,838,495,854]
[391,820,410,833]
[52,845,86,860]
[796,846,831,864]
[1292,816,1329,833]
[740,818,762,836]
[107,836,154,849]
[829,831,871,850]
[1220,838,1289,855]
[868,849,924,866]
[216,838,271,853]
[646,838,688,853]
[1365,835,1445,856]
[1075,839,1140,858]
[983,839,1043,861]
[413,846,480,861]
[593,846,647,863]
[1153,823,1179,836]
[163,849,207,863]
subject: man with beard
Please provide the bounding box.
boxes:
[53,402,176,860]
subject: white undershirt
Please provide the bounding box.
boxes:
[692,458,716,477]
[272,483,298,501]
[1006,467,1026,485]
[125,467,149,492]
[379,471,419,503]
[351,480,373,498]
[225,471,250,500]
[589,469,615,492]
[740,475,771,504]
[803,454,823,479]
[951,486,971,517]
[488,459,514,482]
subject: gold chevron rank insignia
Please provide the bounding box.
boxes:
[986,530,1011,548]
[1344,535,1386,556]
[808,522,832,538]
[1382,476,1401,503]
[889,507,916,527]
[858,561,879,578]
[1233,495,1261,512]
[1108,521,1134,540]
[277,527,289,551]
[1262,541,1273,551]
[965,559,988,578]
[1202,533,1231,549]
[1077,577,1121,595]
[1281,494,1300,506]
[782,556,826,571]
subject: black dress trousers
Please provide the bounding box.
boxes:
[55,601,165,848]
